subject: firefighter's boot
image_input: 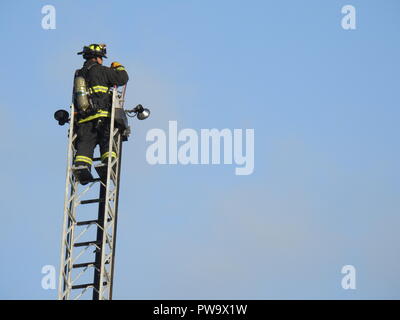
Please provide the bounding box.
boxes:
[72,165,93,185]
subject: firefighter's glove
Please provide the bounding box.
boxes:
[111,62,122,68]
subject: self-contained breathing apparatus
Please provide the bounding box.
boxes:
[73,67,94,117]
[73,62,111,131]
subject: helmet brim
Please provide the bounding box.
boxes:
[77,52,107,58]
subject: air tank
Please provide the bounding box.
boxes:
[74,76,90,112]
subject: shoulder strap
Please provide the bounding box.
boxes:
[76,62,97,80]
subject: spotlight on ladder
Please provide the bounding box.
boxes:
[54,109,70,126]
[126,104,150,120]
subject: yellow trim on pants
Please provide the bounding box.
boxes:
[101,151,117,161]
[75,155,93,165]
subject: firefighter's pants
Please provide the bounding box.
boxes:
[74,118,116,167]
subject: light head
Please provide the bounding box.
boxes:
[133,104,151,120]
[54,109,70,126]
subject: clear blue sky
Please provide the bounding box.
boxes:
[0,0,399,299]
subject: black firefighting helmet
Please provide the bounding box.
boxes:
[77,44,107,59]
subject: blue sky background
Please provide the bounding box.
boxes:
[0,0,399,299]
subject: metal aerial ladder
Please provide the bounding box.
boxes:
[56,86,149,300]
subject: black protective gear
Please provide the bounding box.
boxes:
[73,57,128,169]
[74,119,117,167]
[74,59,128,122]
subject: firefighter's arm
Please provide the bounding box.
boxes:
[105,62,129,86]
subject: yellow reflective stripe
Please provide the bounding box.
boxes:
[75,156,93,164]
[75,159,92,165]
[78,110,110,123]
[101,152,117,161]
[76,155,92,161]
[116,67,125,71]
[78,114,109,123]
[91,85,108,90]
[76,159,92,165]
[90,85,109,93]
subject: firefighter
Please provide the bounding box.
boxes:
[73,44,129,184]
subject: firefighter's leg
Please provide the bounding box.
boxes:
[99,119,117,164]
[95,119,116,180]
[75,121,97,167]
[73,121,97,184]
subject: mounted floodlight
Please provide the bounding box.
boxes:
[132,104,150,120]
[54,109,70,126]
[125,104,151,120]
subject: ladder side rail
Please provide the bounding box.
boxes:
[108,84,126,299]
[102,132,120,299]
[58,104,77,300]
[109,137,123,299]
[98,87,121,299]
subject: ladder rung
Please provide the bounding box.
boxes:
[72,283,94,290]
[74,241,100,248]
[72,262,96,269]
[76,219,98,226]
[80,198,104,205]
